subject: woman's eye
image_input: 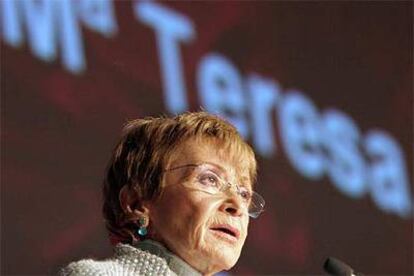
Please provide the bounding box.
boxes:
[239,188,252,201]
[198,173,219,187]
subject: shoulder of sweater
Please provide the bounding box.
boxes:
[59,258,121,276]
[58,244,134,275]
[58,244,175,276]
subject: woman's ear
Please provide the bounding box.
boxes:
[119,185,149,221]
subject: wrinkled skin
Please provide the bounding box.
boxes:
[146,138,253,275]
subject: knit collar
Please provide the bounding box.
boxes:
[135,239,202,276]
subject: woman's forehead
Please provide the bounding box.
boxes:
[167,138,253,180]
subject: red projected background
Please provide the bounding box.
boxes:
[1,1,413,275]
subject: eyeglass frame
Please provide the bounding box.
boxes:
[163,163,265,218]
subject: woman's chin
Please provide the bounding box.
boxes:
[197,236,242,273]
[216,249,240,270]
[195,255,238,276]
[211,231,243,260]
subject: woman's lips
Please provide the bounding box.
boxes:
[209,224,240,242]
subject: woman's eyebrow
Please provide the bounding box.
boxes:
[202,161,226,173]
[198,162,231,179]
[202,162,251,184]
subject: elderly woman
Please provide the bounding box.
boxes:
[61,112,265,276]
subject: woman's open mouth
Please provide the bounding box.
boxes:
[209,224,240,243]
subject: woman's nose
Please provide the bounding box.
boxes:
[220,192,245,217]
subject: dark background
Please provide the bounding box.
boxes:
[1,1,413,275]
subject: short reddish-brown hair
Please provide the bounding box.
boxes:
[102,112,257,244]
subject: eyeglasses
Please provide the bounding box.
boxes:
[164,163,265,218]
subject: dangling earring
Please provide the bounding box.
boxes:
[137,217,148,237]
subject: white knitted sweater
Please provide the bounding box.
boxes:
[60,240,201,276]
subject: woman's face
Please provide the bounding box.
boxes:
[146,138,253,275]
